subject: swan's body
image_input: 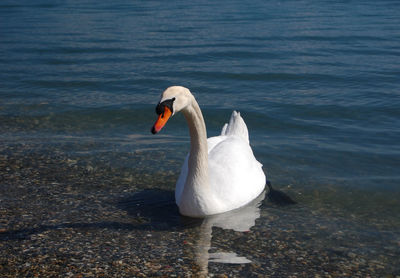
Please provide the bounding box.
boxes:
[152,86,265,217]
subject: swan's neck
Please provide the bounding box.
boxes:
[180,98,211,214]
[184,100,208,169]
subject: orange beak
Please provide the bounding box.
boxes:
[151,106,172,134]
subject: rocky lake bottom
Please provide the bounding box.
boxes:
[1,141,399,277]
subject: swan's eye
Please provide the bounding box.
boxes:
[155,97,175,116]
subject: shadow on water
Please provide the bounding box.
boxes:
[117,189,204,230]
[0,221,140,241]
[266,180,297,206]
[0,189,201,242]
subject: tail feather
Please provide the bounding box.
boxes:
[220,123,228,136]
[220,111,249,143]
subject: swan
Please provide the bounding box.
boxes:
[151,86,266,217]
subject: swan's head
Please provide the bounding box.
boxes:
[151,86,192,134]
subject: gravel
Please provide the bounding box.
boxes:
[1,142,399,277]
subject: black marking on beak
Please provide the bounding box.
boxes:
[156,97,175,116]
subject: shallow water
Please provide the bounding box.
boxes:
[1,143,399,276]
[1,0,400,276]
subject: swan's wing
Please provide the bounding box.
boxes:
[208,136,265,211]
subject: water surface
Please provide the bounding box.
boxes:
[1,0,399,276]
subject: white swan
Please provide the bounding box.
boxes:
[151,86,266,217]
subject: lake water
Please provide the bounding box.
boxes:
[1,0,399,276]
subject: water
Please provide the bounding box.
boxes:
[1,0,399,276]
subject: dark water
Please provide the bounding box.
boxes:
[1,0,400,276]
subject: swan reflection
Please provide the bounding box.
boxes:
[193,191,265,276]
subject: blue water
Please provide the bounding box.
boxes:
[2,0,399,190]
[0,0,400,277]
